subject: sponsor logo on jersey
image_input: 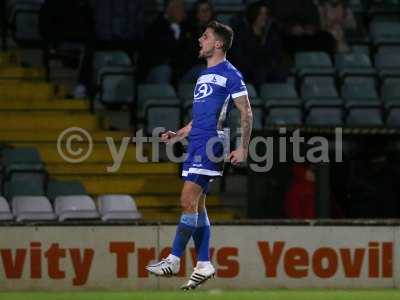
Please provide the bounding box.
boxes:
[194,83,213,100]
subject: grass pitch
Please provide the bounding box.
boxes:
[0,290,399,300]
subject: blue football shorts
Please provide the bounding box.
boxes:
[182,130,229,192]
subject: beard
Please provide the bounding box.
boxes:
[198,47,214,59]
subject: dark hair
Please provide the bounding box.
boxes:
[246,0,270,26]
[205,20,234,52]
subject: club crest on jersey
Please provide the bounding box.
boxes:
[194,83,213,100]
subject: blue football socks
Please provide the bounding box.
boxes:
[193,209,211,262]
[171,212,198,258]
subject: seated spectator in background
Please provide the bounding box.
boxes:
[179,0,216,83]
[318,0,357,53]
[272,0,336,56]
[73,0,144,98]
[40,0,94,98]
[284,164,316,219]
[138,0,186,84]
[229,0,286,86]
[285,163,344,219]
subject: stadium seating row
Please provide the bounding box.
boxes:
[88,50,400,121]
[6,0,400,44]
[143,100,400,133]
[0,194,142,222]
[294,52,400,81]
[136,76,400,132]
[1,147,85,199]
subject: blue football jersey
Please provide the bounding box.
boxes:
[190,60,248,139]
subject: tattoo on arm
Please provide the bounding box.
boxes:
[234,95,253,151]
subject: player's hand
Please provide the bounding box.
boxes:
[161,123,192,144]
[228,147,248,166]
[161,131,177,143]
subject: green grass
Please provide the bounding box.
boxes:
[0,290,400,300]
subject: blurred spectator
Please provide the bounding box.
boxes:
[94,0,144,44]
[39,0,94,47]
[284,164,316,219]
[40,0,94,98]
[318,0,357,53]
[179,0,216,83]
[272,0,336,56]
[73,0,144,99]
[229,0,286,86]
[138,0,186,84]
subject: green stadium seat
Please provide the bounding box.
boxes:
[96,66,134,105]
[9,1,42,43]
[265,108,303,126]
[303,76,335,85]
[265,99,303,126]
[382,79,400,128]
[382,79,400,102]
[370,21,400,46]
[342,77,382,127]
[378,46,400,54]
[4,177,45,200]
[351,45,370,55]
[369,1,400,20]
[260,83,298,102]
[2,147,42,164]
[295,52,335,80]
[342,77,379,103]
[94,51,134,105]
[47,180,87,202]
[138,84,177,115]
[306,106,344,127]
[145,101,182,134]
[346,108,384,127]
[304,77,343,127]
[94,51,132,70]
[335,53,376,80]
[1,147,45,179]
[375,53,400,80]
[302,79,339,100]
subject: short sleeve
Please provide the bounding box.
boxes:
[227,71,248,100]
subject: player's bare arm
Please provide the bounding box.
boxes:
[228,95,253,166]
[161,121,192,143]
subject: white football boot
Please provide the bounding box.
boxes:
[181,262,215,290]
[146,255,180,277]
